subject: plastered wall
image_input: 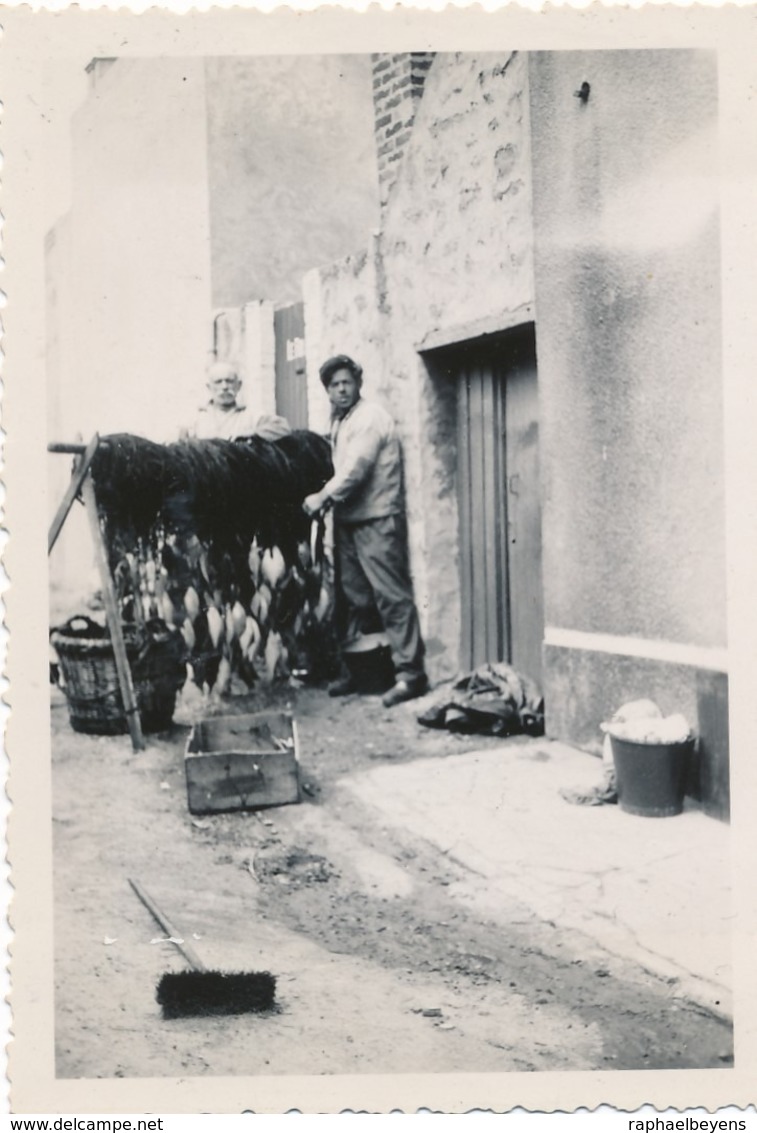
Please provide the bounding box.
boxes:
[528,51,727,796]
[59,58,214,444]
[205,55,379,310]
[529,50,725,650]
[47,59,214,612]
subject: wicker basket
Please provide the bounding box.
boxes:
[51,615,187,735]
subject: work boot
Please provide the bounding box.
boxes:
[382,674,429,709]
[328,674,358,697]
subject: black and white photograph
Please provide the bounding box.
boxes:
[4,3,757,1116]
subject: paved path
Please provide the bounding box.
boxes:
[345,737,732,1017]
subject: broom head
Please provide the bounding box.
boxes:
[157,969,277,1018]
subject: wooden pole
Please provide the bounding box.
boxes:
[48,442,88,455]
[81,472,145,752]
[48,434,101,555]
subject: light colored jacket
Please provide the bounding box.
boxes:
[323,397,404,522]
[185,403,291,442]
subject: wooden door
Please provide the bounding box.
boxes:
[456,326,544,684]
[458,360,509,670]
[274,302,308,429]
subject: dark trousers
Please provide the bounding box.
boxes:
[336,513,426,682]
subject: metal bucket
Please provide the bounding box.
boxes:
[343,633,395,695]
[610,735,694,817]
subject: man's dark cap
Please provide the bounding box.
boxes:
[319,354,363,388]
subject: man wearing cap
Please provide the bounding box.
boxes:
[183,360,291,442]
[303,354,428,708]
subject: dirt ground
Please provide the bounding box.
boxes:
[51,677,733,1081]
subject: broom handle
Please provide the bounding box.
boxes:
[128,878,207,972]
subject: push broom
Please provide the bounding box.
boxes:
[129,878,276,1018]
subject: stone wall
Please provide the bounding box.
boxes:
[381,51,534,343]
[381,52,536,678]
[303,240,388,437]
[305,52,536,679]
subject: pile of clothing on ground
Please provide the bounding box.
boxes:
[417,662,544,737]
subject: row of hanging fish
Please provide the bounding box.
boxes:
[114,522,334,697]
[93,431,337,695]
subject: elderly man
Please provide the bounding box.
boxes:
[303,354,428,708]
[183,360,291,442]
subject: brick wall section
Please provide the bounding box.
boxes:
[372,53,435,207]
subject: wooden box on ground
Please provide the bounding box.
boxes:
[185,711,300,814]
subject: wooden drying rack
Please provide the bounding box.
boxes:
[48,435,145,752]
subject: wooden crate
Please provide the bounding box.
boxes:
[185,711,300,814]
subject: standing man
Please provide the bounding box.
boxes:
[303,354,428,708]
[182,360,291,442]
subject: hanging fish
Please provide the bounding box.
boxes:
[248,617,262,656]
[314,585,331,623]
[144,559,157,595]
[199,550,212,586]
[261,546,287,590]
[250,588,270,626]
[224,604,236,643]
[160,592,177,626]
[240,615,262,657]
[239,616,254,655]
[248,539,261,586]
[264,630,285,683]
[212,656,232,698]
[184,586,201,621]
[181,618,196,652]
[207,606,224,650]
[232,601,248,639]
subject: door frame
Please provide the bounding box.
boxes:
[430,321,542,678]
[274,301,308,429]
